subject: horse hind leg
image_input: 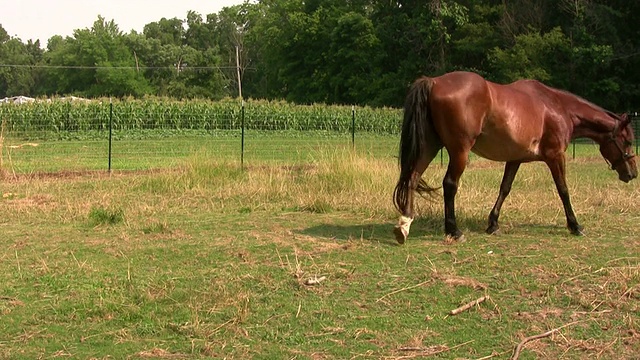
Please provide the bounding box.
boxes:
[393,149,440,244]
[442,149,471,242]
[486,161,521,234]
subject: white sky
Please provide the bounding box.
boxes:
[0,0,248,46]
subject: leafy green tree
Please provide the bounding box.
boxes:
[489,27,572,84]
[327,12,382,104]
[247,0,323,102]
[1,0,638,110]
[211,4,258,99]
[449,1,503,75]
[0,25,41,97]
[0,25,8,43]
[368,1,470,106]
[184,11,216,50]
[557,0,620,107]
[124,33,176,96]
[143,17,184,46]
[42,17,151,97]
[605,0,640,110]
[130,13,228,99]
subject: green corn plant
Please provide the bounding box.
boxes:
[0,97,402,136]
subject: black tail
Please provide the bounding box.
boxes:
[393,77,442,213]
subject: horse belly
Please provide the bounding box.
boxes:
[472,130,541,162]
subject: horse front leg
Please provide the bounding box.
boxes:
[486,161,521,234]
[546,156,583,235]
[443,151,469,241]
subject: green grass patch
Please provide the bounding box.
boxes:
[0,144,637,359]
[87,205,125,226]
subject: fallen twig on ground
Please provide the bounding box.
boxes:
[475,350,510,360]
[304,276,326,285]
[511,320,584,360]
[449,295,490,315]
[376,279,431,303]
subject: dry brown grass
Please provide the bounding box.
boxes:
[0,149,638,359]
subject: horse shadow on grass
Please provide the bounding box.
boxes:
[297,214,491,246]
[297,213,570,246]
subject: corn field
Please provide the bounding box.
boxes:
[0,98,402,138]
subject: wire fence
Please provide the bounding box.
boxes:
[0,101,638,175]
[0,101,398,174]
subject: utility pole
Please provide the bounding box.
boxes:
[236,45,243,99]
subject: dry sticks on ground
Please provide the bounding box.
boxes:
[510,320,585,360]
[449,295,490,316]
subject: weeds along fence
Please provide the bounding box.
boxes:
[0,99,638,174]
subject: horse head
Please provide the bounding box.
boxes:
[599,113,637,182]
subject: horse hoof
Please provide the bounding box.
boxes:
[569,224,584,236]
[570,228,585,236]
[486,225,500,235]
[444,233,466,243]
[393,226,407,244]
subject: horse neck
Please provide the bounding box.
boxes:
[566,96,616,142]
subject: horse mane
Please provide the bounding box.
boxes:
[533,84,626,137]
[549,86,621,122]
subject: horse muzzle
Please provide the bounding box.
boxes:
[619,171,637,183]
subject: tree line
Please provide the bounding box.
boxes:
[1,0,639,110]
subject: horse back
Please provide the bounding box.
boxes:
[428,72,554,162]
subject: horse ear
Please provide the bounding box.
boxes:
[619,113,631,128]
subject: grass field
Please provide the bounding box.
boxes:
[1,131,382,173]
[1,129,609,174]
[0,139,638,359]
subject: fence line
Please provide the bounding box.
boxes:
[0,101,638,174]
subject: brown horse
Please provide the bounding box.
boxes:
[393,71,637,243]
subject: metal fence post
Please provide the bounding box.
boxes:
[66,101,71,131]
[351,105,355,149]
[241,100,245,170]
[108,98,113,173]
[634,112,638,156]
